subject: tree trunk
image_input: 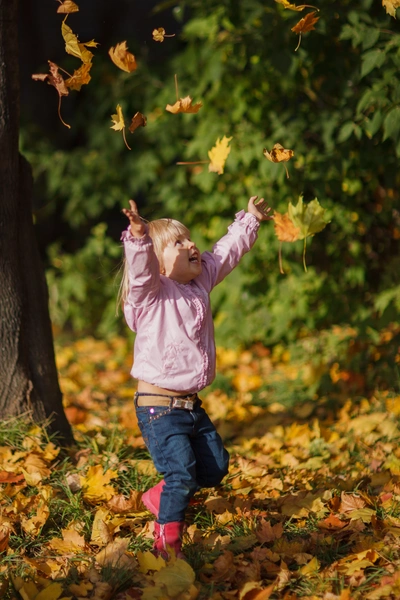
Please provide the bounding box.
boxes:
[0,0,73,444]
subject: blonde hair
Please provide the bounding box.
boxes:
[118,218,190,307]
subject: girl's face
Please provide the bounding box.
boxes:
[162,234,202,283]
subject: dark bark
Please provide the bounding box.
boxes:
[0,0,73,444]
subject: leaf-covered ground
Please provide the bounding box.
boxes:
[1,335,400,600]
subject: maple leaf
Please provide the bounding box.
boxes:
[108,41,137,73]
[107,489,143,513]
[32,61,70,129]
[65,62,92,91]
[288,196,330,271]
[166,95,203,114]
[263,143,294,178]
[96,538,136,570]
[61,19,97,64]
[208,136,233,175]
[152,27,175,42]
[153,559,196,597]
[291,11,320,50]
[273,211,301,242]
[382,0,400,17]
[80,464,118,503]
[128,111,147,133]
[48,528,88,554]
[110,105,131,150]
[57,0,79,13]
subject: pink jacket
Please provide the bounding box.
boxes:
[122,210,260,392]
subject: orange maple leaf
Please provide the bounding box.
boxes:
[291,11,320,50]
[65,62,92,91]
[273,211,301,242]
[166,95,203,114]
[57,0,79,13]
[263,143,294,178]
[109,41,137,73]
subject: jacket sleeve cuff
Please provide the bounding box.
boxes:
[234,210,260,232]
[121,227,152,246]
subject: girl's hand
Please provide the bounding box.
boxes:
[248,196,273,222]
[122,200,147,238]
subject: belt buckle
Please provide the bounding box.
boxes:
[172,396,195,410]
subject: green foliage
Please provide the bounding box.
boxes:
[22,0,400,344]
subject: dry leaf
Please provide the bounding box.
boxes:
[208,136,232,175]
[65,62,92,91]
[263,143,294,178]
[57,0,79,13]
[109,41,137,73]
[61,19,97,64]
[110,105,131,150]
[0,471,25,484]
[291,11,320,50]
[80,464,118,503]
[166,96,203,114]
[382,0,400,17]
[273,212,301,242]
[128,112,147,133]
[152,27,175,42]
[48,528,88,554]
[275,0,318,10]
[32,61,70,129]
[107,489,143,513]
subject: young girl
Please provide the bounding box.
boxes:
[121,196,272,559]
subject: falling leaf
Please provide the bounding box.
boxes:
[61,19,97,64]
[32,61,70,129]
[128,112,147,133]
[110,105,131,150]
[273,212,301,242]
[291,11,320,50]
[263,143,294,178]
[65,62,92,91]
[287,196,329,271]
[80,464,118,503]
[57,0,79,13]
[166,96,203,114]
[109,41,137,73]
[382,0,400,17]
[208,136,232,175]
[152,27,175,42]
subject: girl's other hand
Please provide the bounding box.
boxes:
[122,200,147,238]
[248,196,273,222]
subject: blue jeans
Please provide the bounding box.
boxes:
[135,396,230,524]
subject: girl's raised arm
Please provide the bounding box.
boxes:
[122,199,147,238]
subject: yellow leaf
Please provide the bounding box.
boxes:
[110,104,125,131]
[80,464,118,503]
[153,559,196,597]
[48,528,87,554]
[68,582,93,597]
[275,0,318,10]
[109,41,137,73]
[21,468,42,486]
[166,96,203,114]
[65,62,92,91]
[208,136,232,175]
[153,27,166,42]
[61,19,96,64]
[137,550,166,573]
[299,556,320,575]
[35,583,64,600]
[382,0,400,17]
[21,502,50,537]
[57,0,79,13]
[91,508,113,546]
[95,538,136,570]
[263,143,294,164]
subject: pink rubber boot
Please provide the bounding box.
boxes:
[142,480,165,518]
[153,521,186,560]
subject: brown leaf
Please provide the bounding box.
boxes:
[57,0,79,13]
[107,490,143,513]
[339,493,366,513]
[317,513,348,531]
[128,112,147,133]
[166,96,203,114]
[32,61,70,128]
[291,11,320,33]
[273,212,301,242]
[109,41,137,73]
[263,143,294,163]
[256,518,284,543]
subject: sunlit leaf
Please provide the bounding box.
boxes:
[109,41,137,73]
[291,11,320,50]
[61,19,97,64]
[382,0,400,17]
[152,27,175,42]
[166,95,203,114]
[65,62,92,91]
[208,136,233,175]
[57,0,79,13]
